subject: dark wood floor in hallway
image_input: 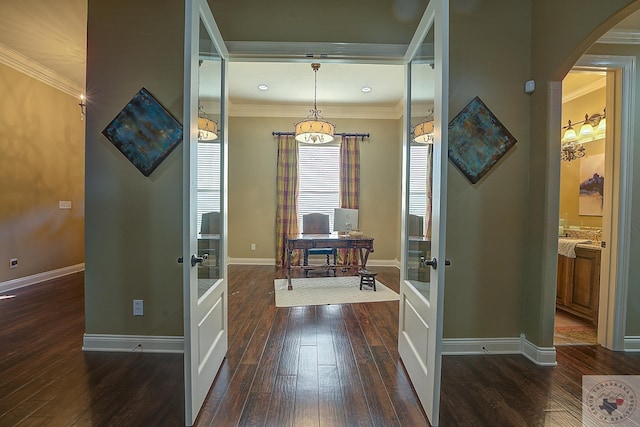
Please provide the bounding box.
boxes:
[1,265,639,426]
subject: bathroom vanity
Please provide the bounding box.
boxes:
[556,244,601,325]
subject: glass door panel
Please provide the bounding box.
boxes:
[196,18,222,298]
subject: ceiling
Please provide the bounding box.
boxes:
[0,1,637,109]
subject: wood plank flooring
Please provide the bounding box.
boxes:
[1,266,639,426]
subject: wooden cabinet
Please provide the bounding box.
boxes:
[556,247,601,325]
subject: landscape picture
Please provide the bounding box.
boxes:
[579,153,605,216]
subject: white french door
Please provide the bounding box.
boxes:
[399,0,449,425]
[183,0,229,425]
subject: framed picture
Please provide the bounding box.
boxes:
[448,96,517,184]
[102,87,183,177]
[579,154,605,216]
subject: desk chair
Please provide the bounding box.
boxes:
[302,213,337,275]
[199,212,220,278]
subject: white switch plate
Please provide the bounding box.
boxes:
[251,243,256,251]
[133,299,144,316]
[59,201,72,209]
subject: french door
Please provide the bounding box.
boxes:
[399,0,449,425]
[183,0,229,425]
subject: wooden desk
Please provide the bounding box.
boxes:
[285,233,374,290]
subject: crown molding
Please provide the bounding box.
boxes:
[562,78,606,103]
[598,29,640,45]
[0,43,83,97]
[226,41,407,64]
[229,100,404,120]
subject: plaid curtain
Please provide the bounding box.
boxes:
[275,135,300,267]
[426,144,433,239]
[339,136,360,265]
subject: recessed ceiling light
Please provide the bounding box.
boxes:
[258,84,269,91]
[361,86,372,93]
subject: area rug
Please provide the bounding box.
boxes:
[274,276,399,308]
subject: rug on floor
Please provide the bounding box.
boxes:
[274,276,399,308]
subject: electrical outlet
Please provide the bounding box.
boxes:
[133,299,144,316]
[251,243,256,251]
[9,258,18,269]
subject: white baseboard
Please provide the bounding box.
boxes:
[366,259,401,268]
[521,334,557,366]
[442,337,522,355]
[624,336,640,351]
[441,335,557,366]
[0,263,85,293]
[82,334,184,353]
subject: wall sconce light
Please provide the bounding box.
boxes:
[79,94,86,120]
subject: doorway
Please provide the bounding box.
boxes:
[554,69,607,346]
[552,55,634,351]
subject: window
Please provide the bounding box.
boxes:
[197,142,221,233]
[298,144,340,231]
[409,144,429,229]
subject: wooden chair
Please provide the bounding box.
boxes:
[302,213,337,274]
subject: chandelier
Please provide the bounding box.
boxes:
[413,108,435,143]
[294,63,335,144]
[198,105,218,141]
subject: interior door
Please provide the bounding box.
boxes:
[183,1,229,425]
[399,0,449,425]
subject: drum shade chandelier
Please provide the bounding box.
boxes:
[413,108,435,143]
[198,105,218,141]
[294,63,335,144]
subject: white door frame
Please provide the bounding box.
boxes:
[553,54,634,351]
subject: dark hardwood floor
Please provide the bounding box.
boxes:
[1,266,639,426]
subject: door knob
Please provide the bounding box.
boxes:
[421,257,451,270]
[190,253,208,267]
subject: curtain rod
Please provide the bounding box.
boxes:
[272,131,370,141]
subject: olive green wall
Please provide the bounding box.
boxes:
[560,87,606,229]
[81,0,640,345]
[528,0,639,346]
[587,42,640,337]
[227,116,402,263]
[84,0,184,336]
[0,63,84,283]
[443,0,530,338]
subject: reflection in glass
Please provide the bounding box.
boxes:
[197,18,223,298]
[406,25,435,301]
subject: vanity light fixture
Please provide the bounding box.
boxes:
[413,108,435,144]
[560,108,605,161]
[294,63,335,144]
